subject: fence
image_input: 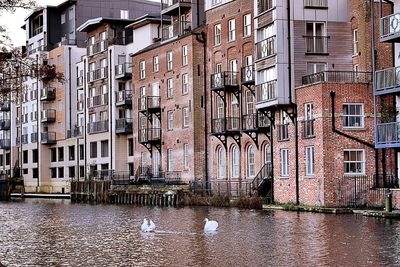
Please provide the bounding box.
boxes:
[190,180,253,197]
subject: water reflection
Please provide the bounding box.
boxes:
[0,199,400,266]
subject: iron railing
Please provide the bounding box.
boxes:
[87,120,109,134]
[302,71,372,85]
[87,67,108,82]
[380,13,400,40]
[41,109,56,122]
[87,40,107,56]
[301,119,315,138]
[242,113,270,131]
[376,122,400,145]
[251,162,272,192]
[190,180,253,197]
[138,128,161,143]
[256,36,276,60]
[31,133,38,143]
[40,87,56,101]
[212,117,241,133]
[41,132,56,144]
[210,71,239,90]
[87,94,108,108]
[115,118,133,133]
[161,0,191,9]
[116,90,132,106]
[0,139,11,149]
[0,119,11,130]
[115,63,132,78]
[77,76,83,88]
[138,96,161,111]
[241,65,255,84]
[304,36,329,54]
[67,126,84,138]
[256,80,276,103]
[162,20,191,40]
[304,0,328,8]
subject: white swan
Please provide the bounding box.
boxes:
[141,218,156,233]
[204,218,218,232]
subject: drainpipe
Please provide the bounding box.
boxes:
[195,31,208,189]
[109,49,113,173]
[372,0,380,180]
[83,58,87,179]
[68,47,72,131]
[36,54,40,191]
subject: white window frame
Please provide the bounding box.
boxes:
[167,78,173,98]
[228,19,236,41]
[243,14,252,37]
[217,147,225,179]
[167,111,174,130]
[232,145,239,178]
[167,149,173,171]
[247,145,255,178]
[182,73,189,95]
[167,51,173,71]
[183,107,189,127]
[182,45,188,66]
[353,29,359,56]
[153,56,159,72]
[344,149,365,175]
[281,149,289,177]
[305,146,315,176]
[139,60,146,79]
[183,144,189,170]
[343,103,364,128]
[214,24,221,46]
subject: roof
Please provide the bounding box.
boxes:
[77,17,136,32]
[125,13,167,30]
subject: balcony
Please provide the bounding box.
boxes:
[0,139,11,149]
[375,66,400,96]
[115,118,133,134]
[241,65,255,85]
[31,132,38,143]
[257,0,275,15]
[41,132,56,145]
[304,0,328,9]
[138,96,161,113]
[87,40,107,56]
[210,71,239,91]
[211,117,241,134]
[40,87,56,101]
[115,63,132,80]
[88,120,109,134]
[302,71,372,86]
[77,100,84,112]
[87,67,108,83]
[16,135,28,146]
[161,0,191,15]
[242,113,270,132]
[87,94,108,108]
[77,76,84,88]
[376,122,400,147]
[380,13,400,43]
[116,90,132,108]
[256,80,276,104]
[256,36,276,60]
[0,102,10,111]
[110,36,133,46]
[41,109,56,123]
[138,128,161,144]
[277,124,289,141]
[67,126,84,138]
[162,20,191,41]
[301,119,315,138]
[304,36,329,55]
[0,119,11,130]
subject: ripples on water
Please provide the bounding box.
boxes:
[1,199,400,266]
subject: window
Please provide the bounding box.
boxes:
[61,13,66,24]
[167,51,173,71]
[305,146,314,176]
[182,45,188,66]
[90,142,97,158]
[33,149,38,163]
[281,149,289,177]
[57,55,62,65]
[51,168,57,178]
[80,166,85,178]
[23,150,28,164]
[243,14,252,37]
[183,107,189,127]
[184,144,189,170]
[153,56,159,72]
[344,150,365,174]
[120,10,129,19]
[264,144,271,164]
[23,169,28,175]
[69,166,75,178]
[58,147,64,161]
[100,31,106,40]
[68,7,73,19]
[343,104,364,128]
[307,62,326,74]
[167,149,173,171]
[214,24,221,46]
[232,146,239,178]
[58,167,64,178]
[246,91,254,114]
[167,111,174,130]
[101,140,108,157]
[217,147,225,179]
[139,60,146,79]
[228,19,236,41]
[167,78,173,98]
[79,145,84,160]
[182,73,189,94]
[51,148,56,162]
[5,153,9,165]
[353,29,359,56]
[69,146,75,161]
[33,168,38,179]
[247,145,255,177]
[128,138,134,156]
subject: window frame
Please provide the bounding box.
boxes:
[139,60,146,79]
[305,146,315,176]
[344,149,365,175]
[167,111,174,130]
[182,45,188,66]
[214,24,221,46]
[243,14,252,37]
[182,107,189,128]
[228,19,236,41]
[281,148,289,177]
[343,103,364,129]
[247,145,255,178]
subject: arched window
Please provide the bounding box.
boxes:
[264,144,271,165]
[217,147,225,179]
[247,145,255,178]
[232,145,239,178]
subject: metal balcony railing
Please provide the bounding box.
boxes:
[116,90,132,107]
[301,119,315,138]
[256,36,276,60]
[161,0,191,9]
[77,100,84,111]
[138,128,161,143]
[377,122,400,146]
[67,126,84,138]
[41,132,56,144]
[212,117,241,134]
[21,134,28,144]
[0,119,11,130]
[304,36,329,54]
[256,80,276,103]
[115,118,133,134]
[88,120,109,134]
[257,0,275,15]
[241,65,255,84]
[41,109,56,122]
[77,76,83,88]
[210,71,239,90]
[87,67,108,82]
[380,13,400,41]
[304,0,328,8]
[115,63,132,79]
[87,94,108,108]
[31,132,38,143]
[242,113,270,131]
[277,124,289,141]
[375,66,400,95]
[87,40,107,56]
[162,20,191,40]
[302,71,372,85]
[0,103,10,111]
[0,139,11,149]
[40,87,56,101]
[138,96,161,111]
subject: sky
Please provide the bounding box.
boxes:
[0,0,158,47]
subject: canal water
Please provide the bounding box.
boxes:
[1,199,400,267]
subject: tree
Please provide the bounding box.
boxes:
[0,0,36,12]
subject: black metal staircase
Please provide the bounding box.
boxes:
[251,162,273,201]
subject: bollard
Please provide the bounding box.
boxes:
[385,192,393,212]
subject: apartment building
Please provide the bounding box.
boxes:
[251,0,395,206]
[3,0,160,193]
[131,0,206,184]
